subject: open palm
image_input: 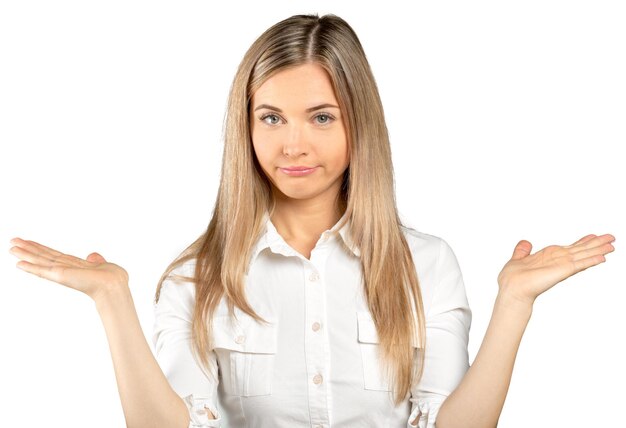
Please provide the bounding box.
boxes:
[9,237,128,302]
[497,233,615,305]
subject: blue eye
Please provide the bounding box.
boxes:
[260,114,281,125]
[315,113,335,125]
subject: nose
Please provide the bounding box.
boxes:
[282,121,309,157]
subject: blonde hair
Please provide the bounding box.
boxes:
[154,13,426,406]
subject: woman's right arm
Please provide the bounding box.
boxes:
[95,283,194,428]
[9,237,204,428]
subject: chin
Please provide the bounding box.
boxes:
[272,182,324,201]
[278,188,321,200]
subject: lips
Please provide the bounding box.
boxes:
[279,166,319,176]
[281,166,318,171]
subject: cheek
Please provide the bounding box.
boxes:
[251,139,273,171]
[252,128,282,163]
[339,150,350,169]
[330,138,350,168]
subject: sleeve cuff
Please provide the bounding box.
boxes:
[407,399,443,428]
[183,394,222,427]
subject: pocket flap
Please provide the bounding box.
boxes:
[357,311,380,344]
[357,311,421,348]
[212,315,278,354]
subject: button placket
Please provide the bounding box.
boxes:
[303,259,331,427]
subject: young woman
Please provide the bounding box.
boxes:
[9,13,615,428]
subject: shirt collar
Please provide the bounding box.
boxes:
[250,210,360,261]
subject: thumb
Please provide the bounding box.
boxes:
[511,240,532,261]
[86,252,107,264]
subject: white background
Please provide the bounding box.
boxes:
[1,1,624,427]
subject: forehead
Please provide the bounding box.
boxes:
[252,63,338,106]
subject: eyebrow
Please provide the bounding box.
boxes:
[253,103,340,113]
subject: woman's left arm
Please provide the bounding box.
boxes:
[435,233,615,428]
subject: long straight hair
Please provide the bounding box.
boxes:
[155,13,426,406]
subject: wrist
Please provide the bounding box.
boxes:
[93,282,132,314]
[495,290,534,316]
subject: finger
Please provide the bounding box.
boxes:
[86,252,107,264]
[511,240,532,260]
[572,253,606,272]
[564,234,596,249]
[10,245,57,267]
[15,259,68,283]
[11,238,64,259]
[10,239,90,267]
[572,241,615,261]
[571,234,616,254]
[9,243,89,268]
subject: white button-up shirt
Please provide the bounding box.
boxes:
[152,211,472,427]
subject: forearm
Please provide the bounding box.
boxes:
[94,285,190,428]
[436,292,533,428]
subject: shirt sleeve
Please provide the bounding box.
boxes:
[407,238,472,428]
[152,262,222,427]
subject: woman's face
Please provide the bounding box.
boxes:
[250,62,349,205]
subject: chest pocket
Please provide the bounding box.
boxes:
[357,311,392,391]
[212,314,278,397]
[357,311,422,392]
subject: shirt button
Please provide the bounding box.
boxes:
[235,335,245,344]
[312,322,321,332]
[309,272,319,282]
[312,374,323,385]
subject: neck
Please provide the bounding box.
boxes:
[270,191,346,243]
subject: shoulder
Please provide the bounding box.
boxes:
[170,257,197,278]
[400,224,453,267]
[159,258,232,318]
[401,224,445,251]
[400,225,462,314]
[156,258,198,312]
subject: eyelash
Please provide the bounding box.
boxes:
[258,112,336,127]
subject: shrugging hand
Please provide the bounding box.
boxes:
[9,237,128,303]
[497,233,615,305]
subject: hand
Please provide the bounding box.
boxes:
[9,237,129,302]
[497,233,615,305]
